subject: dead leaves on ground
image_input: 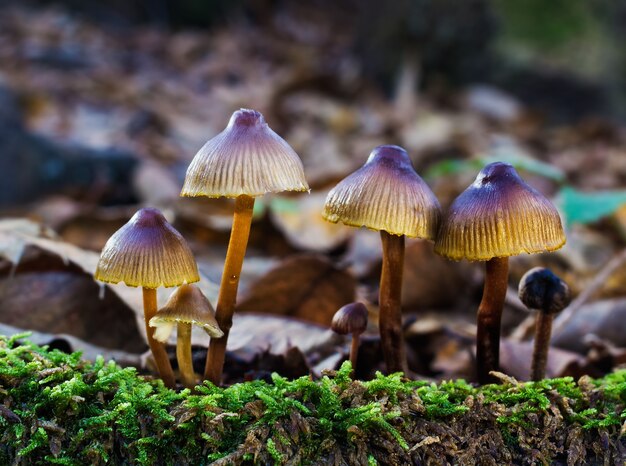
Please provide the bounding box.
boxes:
[237,255,356,326]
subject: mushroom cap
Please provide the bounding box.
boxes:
[322,145,441,238]
[95,208,199,288]
[331,302,368,335]
[149,284,223,341]
[434,162,566,261]
[518,267,570,315]
[181,108,309,199]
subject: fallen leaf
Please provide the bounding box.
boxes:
[236,254,356,326]
[0,267,144,352]
[557,186,626,226]
[500,340,583,381]
[269,191,352,252]
[401,239,478,310]
[552,298,626,353]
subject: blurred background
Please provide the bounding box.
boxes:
[1,0,626,383]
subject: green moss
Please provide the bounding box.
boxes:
[1,334,624,465]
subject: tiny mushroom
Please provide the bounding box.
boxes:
[95,208,199,388]
[181,108,309,385]
[150,284,223,388]
[435,162,566,384]
[331,302,369,375]
[518,267,570,381]
[323,145,441,374]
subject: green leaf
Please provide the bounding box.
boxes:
[481,153,565,182]
[424,152,565,182]
[557,186,626,225]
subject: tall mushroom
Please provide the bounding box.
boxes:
[323,145,440,374]
[181,108,308,385]
[149,284,223,388]
[95,208,199,388]
[434,162,565,384]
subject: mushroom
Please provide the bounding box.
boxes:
[435,162,565,383]
[181,108,308,384]
[95,208,199,388]
[323,145,440,373]
[149,284,223,388]
[331,302,368,375]
[518,267,570,381]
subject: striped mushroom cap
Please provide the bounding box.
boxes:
[322,145,441,238]
[95,208,199,288]
[149,284,223,342]
[435,162,566,261]
[181,108,309,198]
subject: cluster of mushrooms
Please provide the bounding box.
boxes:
[94,108,568,388]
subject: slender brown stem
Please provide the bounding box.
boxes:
[476,257,509,384]
[204,194,255,384]
[177,323,196,388]
[531,312,553,381]
[349,333,360,376]
[379,231,408,374]
[142,288,175,388]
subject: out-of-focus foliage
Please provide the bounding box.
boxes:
[558,187,626,226]
[494,0,599,51]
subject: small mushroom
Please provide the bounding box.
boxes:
[95,208,199,388]
[518,267,570,381]
[149,284,223,388]
[435,162,565,384]
[323,145,440,373]
[181,108,308,384]
[331,302,368,375]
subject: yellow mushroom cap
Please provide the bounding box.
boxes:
[434,162,566,261]
[322,145,441,238]
[95,208,200,288]
[149,284,223,342]
[181,108,309,198]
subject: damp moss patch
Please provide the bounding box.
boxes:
[0,334,625,465]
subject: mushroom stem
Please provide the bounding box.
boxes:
[142,288,176,388]
[476,257,509,384]
[531,311,553,381]
[349,333,361,376]
[204,194,255,384]
[379,231,408,374]
[176,322,196,388]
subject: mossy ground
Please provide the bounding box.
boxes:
[0,334,624,465]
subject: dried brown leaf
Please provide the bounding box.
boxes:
[237,254,356,326]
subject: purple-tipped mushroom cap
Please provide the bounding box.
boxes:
[322,145,441,238]
[181,108,309,199]
[435,162,566,261]
[95,208,199,289]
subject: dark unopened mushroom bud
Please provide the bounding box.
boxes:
[332,302,368,335]
[518,267,570,381]
[519,267,571,315]
[331,302,369,376]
